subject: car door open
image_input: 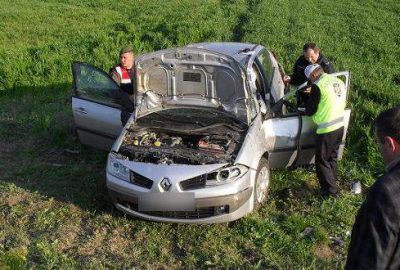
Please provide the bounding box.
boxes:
[267,71,351,169]
[71,62,125,150]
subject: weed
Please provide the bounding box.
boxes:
[0,0,399,268]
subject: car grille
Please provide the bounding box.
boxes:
[130,171,153,189]
[119,201,221,219]
[180,175,207,190]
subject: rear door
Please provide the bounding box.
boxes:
[268,72,351,168]
[72,62,123,150]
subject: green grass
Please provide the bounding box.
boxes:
[1,0,399,268]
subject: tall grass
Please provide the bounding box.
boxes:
[1,0,399,268]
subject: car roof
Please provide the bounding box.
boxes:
[186,42,261,67]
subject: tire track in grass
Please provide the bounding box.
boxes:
[131,0,248,51]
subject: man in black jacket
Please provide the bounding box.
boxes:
[284,43,335,86]
[346,107,400,269]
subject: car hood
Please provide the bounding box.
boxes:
[133,106,248,131]
[135,47,250,124]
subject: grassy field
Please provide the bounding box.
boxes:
[1,0,400,268]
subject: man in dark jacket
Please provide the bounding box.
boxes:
[110,46,136,126]
[346,107,400,269]
[284,43,335,86]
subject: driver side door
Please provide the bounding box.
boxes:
[267,72,351,168]
[71,62,124,150]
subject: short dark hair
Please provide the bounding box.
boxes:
[303,43,320,52]
[374,107,400,143]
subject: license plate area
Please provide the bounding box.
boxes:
[138,192,195,211]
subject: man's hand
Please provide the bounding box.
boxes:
[303,86,312,94]
[283,75,291,83]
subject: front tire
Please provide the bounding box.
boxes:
[254,157,270,210]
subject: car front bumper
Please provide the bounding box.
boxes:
[106,168,256,224]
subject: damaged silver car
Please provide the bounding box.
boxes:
[71,42,351,223]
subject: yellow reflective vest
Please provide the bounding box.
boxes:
[313,73,346,134]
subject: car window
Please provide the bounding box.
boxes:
[73,63,120,106]
[251,65,262,93]
[244,71,258,121]
[257,50,274,89]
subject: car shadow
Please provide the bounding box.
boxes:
[0,83,122,216]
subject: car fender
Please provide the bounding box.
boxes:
[235,115,269,171]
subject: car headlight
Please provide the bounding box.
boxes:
[108,154,130,182]
[205,165,249,186]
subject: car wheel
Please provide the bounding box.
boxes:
[254,157,270,210]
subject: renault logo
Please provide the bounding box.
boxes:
[160,177,172,191]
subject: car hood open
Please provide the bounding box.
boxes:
[134,47,250,124]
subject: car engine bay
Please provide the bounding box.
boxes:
[118,128,245,165]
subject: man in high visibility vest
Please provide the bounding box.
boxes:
[303,64,346,198]
[110,46,136,125]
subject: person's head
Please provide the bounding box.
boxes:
[119,46,135,69]
[303,43,321,64]
[374,107,400,165]
[304,64,324,83]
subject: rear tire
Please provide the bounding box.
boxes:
[254,157,270,210]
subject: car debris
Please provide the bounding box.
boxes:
[351,181,362,194]
[47,163,64,167]
[329,236,344,247]
[300,227,314,238]
[64,148,81,154]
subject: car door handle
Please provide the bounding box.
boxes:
[74,107,88,114]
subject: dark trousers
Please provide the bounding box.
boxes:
[315,127,344,195]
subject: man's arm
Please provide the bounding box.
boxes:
[345,182,400,269]
[321,57,335,74]
[110,68,121,86]
[304,84,320,116]
[290,57,307,86]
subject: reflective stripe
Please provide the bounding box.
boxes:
[318,117,344,129]
[121,78,132,84]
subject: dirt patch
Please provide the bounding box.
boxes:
[77,227,109,256]
[314,244,335,259]
[2,193,28,207]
